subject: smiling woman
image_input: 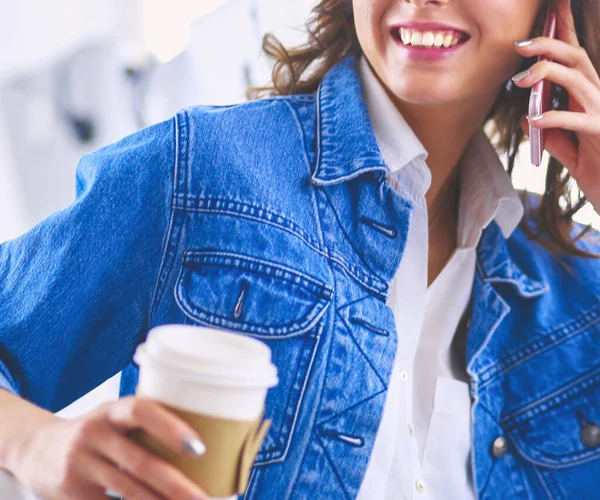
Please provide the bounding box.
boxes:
[1,0,600,499]
[251,0,600,257]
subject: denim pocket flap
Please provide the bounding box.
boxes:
[176,250,333,338]
[505,369,600,468]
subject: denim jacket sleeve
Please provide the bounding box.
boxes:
[0,117,176,412]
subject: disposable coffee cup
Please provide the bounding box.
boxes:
[132,325,278,499]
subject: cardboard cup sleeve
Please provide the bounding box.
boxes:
[133,403,271,498]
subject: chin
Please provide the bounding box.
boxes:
[385,82,463,107]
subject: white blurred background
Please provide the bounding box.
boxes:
[0,0,315,496]
[0,0,598,497]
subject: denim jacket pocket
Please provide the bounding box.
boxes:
[175,250,334,464]
[504,368,600,498]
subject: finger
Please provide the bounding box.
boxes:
[512,60,600,111]
[520,115,580,178]
[541,129,580,172]
[514,37,600,86]
[103,397,206,459]
[556,0,580,48]
[91,424,208,500]
[528,109,600,135]
[80,452,166,500]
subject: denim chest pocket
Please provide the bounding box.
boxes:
[504,369,600,498]
[175,250,333,464]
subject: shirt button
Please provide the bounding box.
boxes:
[408,424,415,437]
[491,436,508,458]
[400,370,409,382]
[415,480,425,493]
[581,424,600,449]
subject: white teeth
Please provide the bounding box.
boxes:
[401,29,412,45]
[421,32,434,47]
[410,31,423,46]
[398,27,463,48]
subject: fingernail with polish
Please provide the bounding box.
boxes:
[514,39,534,47]
[512,69,532,83]
[182,436,206,456]
[528,114,544,121]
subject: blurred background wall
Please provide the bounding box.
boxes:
[0,1,599,496]
[0,0,315,420]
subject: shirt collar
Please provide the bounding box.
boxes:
[458,130,524,247]
[310,53,540,295]
[358,56,524,247]
[359,57,428,174]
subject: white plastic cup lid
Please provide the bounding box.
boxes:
[134,325,278,389]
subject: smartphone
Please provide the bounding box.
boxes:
[529,3,557,166]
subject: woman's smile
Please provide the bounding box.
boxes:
[390,23,471,61]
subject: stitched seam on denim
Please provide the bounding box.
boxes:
[328,248,387,294]
[503,366,600,426]
[339,312,387,386]
[338,294,377,311]
[322,187,387,284]
[176,251,332,336]
[316,388,387,427]
[538,469,563,500]
[175,275,330,338]
[256,334,308,460]
[509,416,600,470]
[283,98,327,248]
[269,94,316,104]
[173,195,322,248]
[242,467,260,500]
[183,251,333,296]
[172,196,388,295]
[466,285,510,377]
[328,258,387,299]
[479,305,600,385]
[288,294,336,497]
[256,323,324,466]
[315,431,353,500]
[149,117,180,322]
[181,110,192,201]
[478,455,497,498]
[177,199,325,254]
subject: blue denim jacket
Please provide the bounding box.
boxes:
[2,55,600,499]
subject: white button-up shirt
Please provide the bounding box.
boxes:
[356,56,524,499]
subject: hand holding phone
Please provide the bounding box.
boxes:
[530,4,558,166]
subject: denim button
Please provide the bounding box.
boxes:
[581,424,600,449]
[492,437,508,458]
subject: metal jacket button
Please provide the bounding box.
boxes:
[581,424,600,449]
[492,436,508,458]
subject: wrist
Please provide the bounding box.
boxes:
[0,391,56,475]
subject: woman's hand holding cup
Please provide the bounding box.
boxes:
[11,395,209,500]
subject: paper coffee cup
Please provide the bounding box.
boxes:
[132,325,278,499]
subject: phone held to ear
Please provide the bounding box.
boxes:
[530,4,558,166]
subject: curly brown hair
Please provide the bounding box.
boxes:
[248,0,600,258]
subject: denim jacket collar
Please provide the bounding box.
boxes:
[478,221,549,298]
[312,54,548,299]
[311,55,387,186]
